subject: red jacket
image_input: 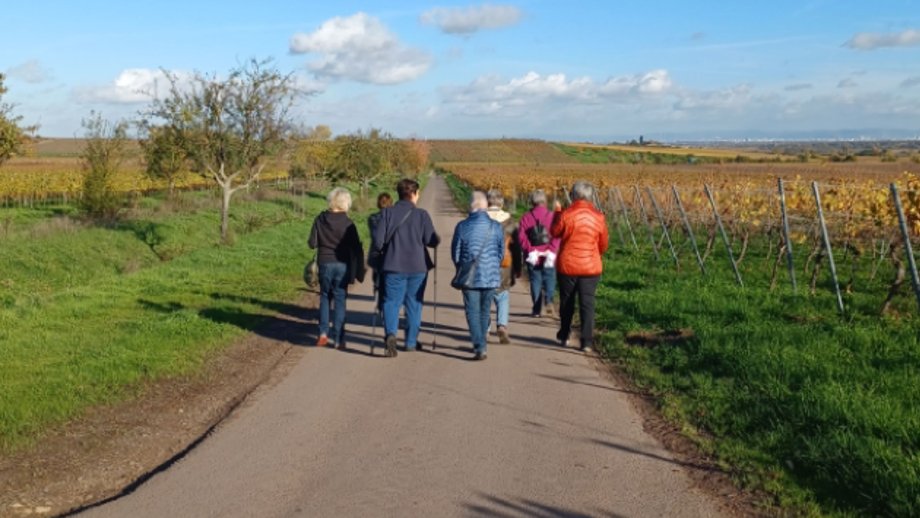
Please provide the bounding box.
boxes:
[551,200,609,276]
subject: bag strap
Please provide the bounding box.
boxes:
[382,208,413,249]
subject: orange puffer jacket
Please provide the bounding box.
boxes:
[551,200,609,276]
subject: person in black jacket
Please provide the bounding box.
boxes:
[367,192,392,314]
[371,179,440,357]
[308,187,365,349]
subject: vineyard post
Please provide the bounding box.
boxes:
[647,186,679,269]
[614,187,639,250]
[634,185,660,261]
[673,185,706,275]
[704,184,743,286]
[812,181,845,314]
[606,188,628,249]
[777,178,797,293]
[890,183,920,312]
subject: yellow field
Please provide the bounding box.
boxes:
[443,161,920,238]
[0,156,289,201]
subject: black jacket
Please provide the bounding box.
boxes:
[308,211,366,284]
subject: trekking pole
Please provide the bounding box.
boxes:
[432,245,439,350]
[370,275,378,356]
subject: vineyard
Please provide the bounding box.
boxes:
[0,156,291,207]
[441,160,920,316]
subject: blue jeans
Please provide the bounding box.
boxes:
[527,263,556,315]
[383,272,428,349]
[318,262,348,343]
[463,288,495,354]
[493,289,510,327]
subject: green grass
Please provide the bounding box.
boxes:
[596,237,919,516]
[0,182,383,453]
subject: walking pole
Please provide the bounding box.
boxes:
[370,274,378,356]
[432,245,439,350]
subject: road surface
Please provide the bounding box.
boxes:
[78,176,726,517]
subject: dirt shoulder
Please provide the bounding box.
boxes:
[0,293,314,518]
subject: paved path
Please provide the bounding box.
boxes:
[79,176,726,517]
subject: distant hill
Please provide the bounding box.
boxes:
[428,139,577,164]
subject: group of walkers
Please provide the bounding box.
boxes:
[307,177,609,360]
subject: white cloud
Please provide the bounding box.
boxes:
[420,4,523,35]
[838,78,858,88]
[442,69,676,116]
[290,12,431,85]
[74,68,191,104]
[844,29,920,50]
[6,59,52,84]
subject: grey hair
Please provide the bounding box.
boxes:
[486,189,504,208]
[327,187,352,212]
[470,190,488,211]
[530,189,547,206]
[570,180,595,202]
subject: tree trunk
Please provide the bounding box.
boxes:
[220,183,233,244]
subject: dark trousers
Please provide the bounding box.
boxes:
[557,273,600,348]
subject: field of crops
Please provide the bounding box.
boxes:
[0,156,290,205]
[442,159,920,319]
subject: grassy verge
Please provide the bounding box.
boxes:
[0,182,383,452]
[596,242,919,516]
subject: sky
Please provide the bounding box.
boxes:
[2,0,919,141]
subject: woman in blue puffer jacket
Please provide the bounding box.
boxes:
[451,191,505,360]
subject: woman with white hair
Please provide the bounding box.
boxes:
[451,190,505,360]
[551,180,609,352]
[518,189,561,317]
[308,187,366,349]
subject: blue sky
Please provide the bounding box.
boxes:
[2,0,919,140]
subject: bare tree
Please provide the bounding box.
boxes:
[142,59,297,243]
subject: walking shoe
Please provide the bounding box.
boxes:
[385,335,398,358]
[580,345,592,353]
[316,335,329,347]
[556,330,569,348]
[336,339,347,351]
[497,326,510,344]
[474,351,487,361]
[545,304,555,316]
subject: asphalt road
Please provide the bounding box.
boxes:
[78,176,726,518]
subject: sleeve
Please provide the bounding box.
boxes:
[496,223,506,262]
[422,210,441,248]
[597,214,610,254]
[550,207,565,239]
[308,217,319,249]
[372,210,387,253]
[451,223,462,266]
[518,212,533,253]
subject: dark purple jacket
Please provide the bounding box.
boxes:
[518,205,560,256]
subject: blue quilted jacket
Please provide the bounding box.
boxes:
[451,211,505,289]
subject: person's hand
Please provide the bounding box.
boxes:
[553,200,562,211]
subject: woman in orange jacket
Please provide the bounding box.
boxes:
[550,180,609,352]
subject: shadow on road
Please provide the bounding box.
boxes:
[464,491,627,518]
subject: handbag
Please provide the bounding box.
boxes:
[451,222,495,290]
[368,209,413,269]
[303,254,319,288]
[526,214,551,246]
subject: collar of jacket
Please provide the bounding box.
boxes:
[570,199,596,211]
[395,199,416,208]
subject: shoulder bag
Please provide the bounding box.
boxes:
[451,221,495,290]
